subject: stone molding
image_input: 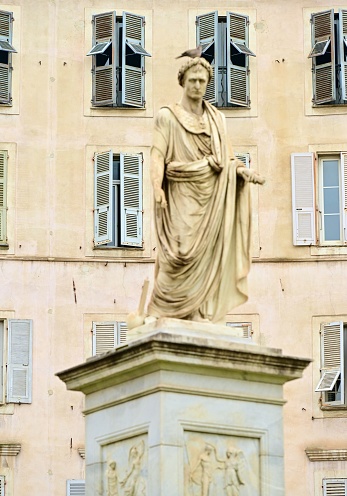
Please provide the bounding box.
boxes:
[305,449,347,461]
[0,444,21,456]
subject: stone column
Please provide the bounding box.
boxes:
[57,319,310,496]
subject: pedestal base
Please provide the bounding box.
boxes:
[58,319,310,496]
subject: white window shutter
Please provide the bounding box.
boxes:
[0,321,4,401]
[235,152,250,168]
[291,153,316,245]
[341,152,347,242]
[94,151,113,246]
[122,12,150,108]
[118,321,128,344]
[196,11,218,104]
[323,478,347,496]
[0,475,5,496]
[92,322,117,355]
[91,12,116,106]
[227,12,253,107]
[120,153,143,247]
[0,150,8,243]
[7,319,33,404]
[66,480,85,496]
[310,10,336,104]
[339,10,347,102]
[0,10,15,104]
[226,322,252,339]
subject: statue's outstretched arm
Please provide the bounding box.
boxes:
[236,164,265,185]
[150,148,167,208]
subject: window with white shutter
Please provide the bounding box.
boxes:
[0,150,8,244]
[92,321,128,356]
[323,478,347,496]
[93,152,143,249]
[309,9,347,105]
[66,480,85,496]
[197,11,255,108]
[0,10,16,105]
[87,11,151,108]
[226,322,252,339]
[0,475,4,496]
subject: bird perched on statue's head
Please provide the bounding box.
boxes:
[175,45,202,59]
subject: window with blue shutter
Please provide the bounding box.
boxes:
[87,11,151,108]
[94,152,143,249]
[197,11,255,108]
[0,10,16,105]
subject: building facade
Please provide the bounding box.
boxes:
[0,0,347,494]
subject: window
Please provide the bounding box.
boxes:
[66,480,85,496]
[315,322,347,407]
[309,9,347,105]
[94,151,143,248]
[0,475,4,496]
[0,10,16,105]
[291,152,347,246]
[0,150,7,244]
[226,321,252,339]
[87,11,151,108]
[235,152,250,168]
[323,478,347,495]
[92,321,127,356]
[196,11,255,108]
[0,319,33,404]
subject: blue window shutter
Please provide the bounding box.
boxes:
[291,153,316,246]
[90,11,117,106]
[339,10,347,102]
[0,150,8,243]
[66,480,85,496]
[122,12,150,108]
[7,319,33,404]
[310,10,335,104]
[196,11,218,104]
[120,153,143,247]
[227,12,253,107]
[0,10,15,104]
[94,151,113,246]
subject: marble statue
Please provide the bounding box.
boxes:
[146,57,264,324]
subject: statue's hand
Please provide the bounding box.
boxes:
[236,166,265,185]
[154,188,168,208]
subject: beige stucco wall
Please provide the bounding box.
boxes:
[1,0,347,494]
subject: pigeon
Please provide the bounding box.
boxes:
[175,45,202,59]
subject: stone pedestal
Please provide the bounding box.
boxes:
[57,319,310,496]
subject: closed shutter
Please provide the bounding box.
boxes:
[0,10,16,104]
[341,152,347,242]
[291,153,316,245]
[7,319,33,404]
[0,321,3,401]
[66,480,85,496]
[316,322,344,404]
[227,12,254,107]
[90,12,116,106]
[323,478,347,496]
[122,12,150,108]
[92,321,127,355]
[94,151,112,246]
[235,152,250,168]
[339,11,347,103]
[0,475,4,496]
[120,153,143,247]
[118,321,128,344]
[310,10,336,104]
[196,11,218,104]
[0,150,7,242]
[226,322,252,339]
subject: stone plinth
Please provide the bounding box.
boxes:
[57,319,310,496]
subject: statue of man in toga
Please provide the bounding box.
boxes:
[147,57,264,324]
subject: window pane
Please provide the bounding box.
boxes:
[324,214,341,240]
[323,160,339,187]
[323,187,340,214]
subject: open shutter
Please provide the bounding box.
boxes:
[316,322,344,404]
[122,12,150,108]
[120,153,143,247]
[0,10,16,104]
[342,153,347,242]
[227,12,254,107]
[0,476,4,496]
[196,11,218,104]
[323,479,347,496]
[0,150,7,242]
[67,480,85,496]
[310,10,335,104]
[90,12,116,106]
[94,151,112,246]
[291,153,316,245]
[339,11,347,103]
[7,319,33,404]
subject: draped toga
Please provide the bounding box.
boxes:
[147,100,251,323]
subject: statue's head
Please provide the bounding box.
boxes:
[178,57,213,87]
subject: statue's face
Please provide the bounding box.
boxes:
[182,66,209,101]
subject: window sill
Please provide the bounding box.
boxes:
[311,245,347,256]
[0,243,9,250]
[0,403,15,415]
[93,246,144,251]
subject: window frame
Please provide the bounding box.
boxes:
[0,9,16,106]
[92,321,127,356]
